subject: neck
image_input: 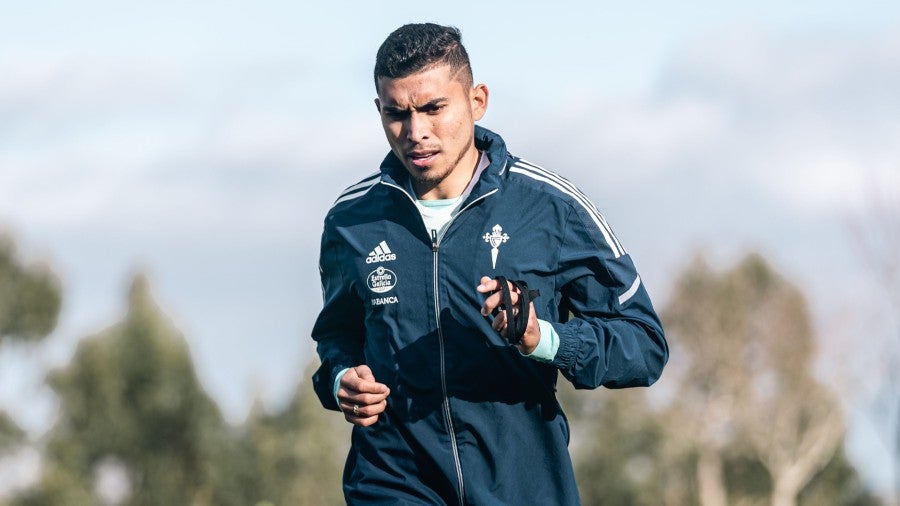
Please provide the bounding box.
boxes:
[414,145,481,200]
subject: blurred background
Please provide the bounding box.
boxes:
[1,1,898,504]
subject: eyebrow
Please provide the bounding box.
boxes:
[382,97,449,114]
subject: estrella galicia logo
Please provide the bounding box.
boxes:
[367,266,397,294]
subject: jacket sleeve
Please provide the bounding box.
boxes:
[310,218,366,410]
[549,205,668,389]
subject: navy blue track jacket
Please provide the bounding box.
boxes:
[312,126,668,505]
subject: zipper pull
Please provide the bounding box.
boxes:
[431,229,439,252]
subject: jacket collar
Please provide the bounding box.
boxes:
[378,125,508,203]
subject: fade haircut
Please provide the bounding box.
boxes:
[374,23,473,91]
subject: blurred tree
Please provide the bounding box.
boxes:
[566,252,880,506]
[241,362,348,505]
[0,235,61,344]
[0,233,62,468]
[3,232,880,504]
[662,254,846,506]
[567,386,670,505]
[796,445,882,506]
[0,410,25,454]
[13,275,257,506]
[848,181,900,503]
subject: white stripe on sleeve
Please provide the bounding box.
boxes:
[618,275,641,305]
[510,162,625,257]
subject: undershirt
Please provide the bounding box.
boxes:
[408,149,489,237]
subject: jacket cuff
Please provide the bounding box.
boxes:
[550,323,579,370]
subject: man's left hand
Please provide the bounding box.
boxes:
[477,276,541,354]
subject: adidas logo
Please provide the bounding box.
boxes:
[366,240,397,264]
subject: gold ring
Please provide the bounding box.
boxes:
[352,404,359,416]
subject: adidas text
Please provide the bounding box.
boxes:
[366,253,396,264]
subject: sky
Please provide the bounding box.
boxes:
[1,0,899,498]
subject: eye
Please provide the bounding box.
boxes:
[424,104,445,115]
[383,108,409,120]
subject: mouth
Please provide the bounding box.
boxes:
[406,150,439,168]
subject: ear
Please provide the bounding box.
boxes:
[374,97,382,113]
[470,83,489,121]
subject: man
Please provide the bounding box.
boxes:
[312,23,667,505]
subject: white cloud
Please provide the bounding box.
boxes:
[582,98,728,174]
[0,50,382,241]
[504,23,900,217]
[0,48,387,425]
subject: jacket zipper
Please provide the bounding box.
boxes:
[429,190,497,506]
[383,181,498,505]
[430,227,465,505]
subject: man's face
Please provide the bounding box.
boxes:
[375,65,488,198]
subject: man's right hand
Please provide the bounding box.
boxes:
[337,365,390,427]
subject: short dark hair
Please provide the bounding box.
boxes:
[374,23,473,90]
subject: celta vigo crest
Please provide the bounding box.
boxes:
[483,224,509,269]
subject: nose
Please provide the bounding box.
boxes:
[406,113,429,143]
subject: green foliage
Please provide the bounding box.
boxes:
[798,446,883,506]
[568,386,668,505]
[15,275,257,506]
[12,464,96,506]
[0,234,61,463]
[723,453,774,498]
[11,272,348,505]
[0,235,61,343]
[0,410,25,453]
[240,363,348,505]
